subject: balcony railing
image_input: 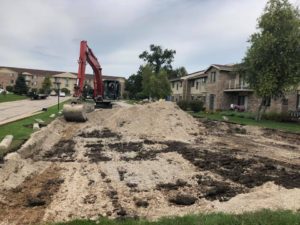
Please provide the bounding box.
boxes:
[226,80,252,90]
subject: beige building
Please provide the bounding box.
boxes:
[0,66,126,98]
[170,64,300,113]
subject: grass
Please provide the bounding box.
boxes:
[0,101,68,158]
[0,93,28,103]
[51,210,300,225]
[192,111,300,133]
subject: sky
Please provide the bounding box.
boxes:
[0,0,299,77]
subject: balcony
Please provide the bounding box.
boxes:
[224,79,253,92]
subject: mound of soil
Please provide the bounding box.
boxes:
[0,101,299,224]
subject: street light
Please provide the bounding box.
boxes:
[54,81,61,111]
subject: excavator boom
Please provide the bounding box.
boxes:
[63,40,110,122]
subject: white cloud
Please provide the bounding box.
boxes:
[0,0,298,77]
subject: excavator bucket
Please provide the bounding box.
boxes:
[63,104,87,122]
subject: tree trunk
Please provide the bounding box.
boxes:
[256,97,265,121]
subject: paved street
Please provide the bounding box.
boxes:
[0,96,70,125]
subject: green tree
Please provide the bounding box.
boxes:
[125,67,143,99]
[141,65,171,99]
[240,0,300,120]
[14,75,28,95]
[41,76,52,94]
[168,66,188,79]
[139,44,176,74]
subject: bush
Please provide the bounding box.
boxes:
[135,92,148,100]
[61,88,71,96]
[5,86,13,92]
[177,100,189,111]
[189,100,204,112]
[262,112,292,122]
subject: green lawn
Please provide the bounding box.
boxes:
[0,93,28,103]
[192,111,300,133]
[0,101,68,158]
[52,210,300,225]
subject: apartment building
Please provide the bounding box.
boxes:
[0,66,126,97]
[170,64,300,113]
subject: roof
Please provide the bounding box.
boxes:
[185,70,207,80]
[0,66,125,81]
[0,68,19,74]
[21,72,32,76]
[169,70,207,82]
[53,72,77,79]
[205,64,236,73]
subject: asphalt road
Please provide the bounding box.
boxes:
[0,96,70,125]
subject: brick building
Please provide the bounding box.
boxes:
[0,66,126,98]
[170,64,300,113]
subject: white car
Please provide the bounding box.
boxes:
[0,88,4,94]
[59,92,66,97]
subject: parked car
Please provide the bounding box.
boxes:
[50,90,57,96]
[59,92,66,97]
[0,88,5,94]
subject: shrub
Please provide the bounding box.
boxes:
[5,86,13,92]
[177,100,189,111]
[190,100,204,112]
[61,88,71,96]
[262,112,292,122]
[135,92,148,100]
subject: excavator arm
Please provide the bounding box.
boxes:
[63,40,112,122]
[75,40,104,100]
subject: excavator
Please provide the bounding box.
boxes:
[63,40,120,122]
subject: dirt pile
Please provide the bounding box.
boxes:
[100,101,201,142]
[0,101,299,224]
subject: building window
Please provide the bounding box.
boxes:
[238,96,245,106]
[172,82,175,88]
[191,80,195,87]
[263,97,271,107]
[176,83,178,90]
[10,80,14,84]
[191,96,194,100]
[282,98,288,105]
[65,78,69,87]
[196,82,199,90]
[211,72,216,83]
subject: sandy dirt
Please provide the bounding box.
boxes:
[0,101,299,225]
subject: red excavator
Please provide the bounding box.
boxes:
[63,40,120,122]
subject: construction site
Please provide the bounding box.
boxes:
[0,100,299,224]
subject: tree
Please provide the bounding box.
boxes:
[14,75,28,95]
[125,66,143,99]
[41,76,52,94]
[168,66,188,79]
[141,65,171,99]
[139,44,176,74]
[240,0,300,120]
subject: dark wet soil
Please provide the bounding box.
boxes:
[102,137,300,201]
[169,194,197,206]
[84,143,112,163]
[79,128,121,139]
[0,166,63,225]
[44,140,76,162]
